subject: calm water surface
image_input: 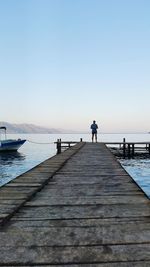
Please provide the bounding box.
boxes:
[0,133,150,198]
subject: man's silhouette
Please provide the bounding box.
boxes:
[90,120,98,142]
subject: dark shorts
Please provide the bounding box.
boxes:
[92,130,97,134]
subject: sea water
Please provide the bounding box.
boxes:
[0,133,150,198]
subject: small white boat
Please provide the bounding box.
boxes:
[0,126,26,151]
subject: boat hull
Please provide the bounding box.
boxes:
[0,140,26,151]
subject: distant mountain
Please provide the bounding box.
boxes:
[0,122,61,134]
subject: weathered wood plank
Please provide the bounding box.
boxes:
[0,193,28,200]
[6,183,42,187]
[9,216,150,228]
[36,188,142,198]
[1,222,150,246]
[15,204,150,219]
[1,263,150,267]
[53,174,132,183]
[57,170,127,175]
[0,244,150,264]
[40,183,140,191]
[23,195,149,206]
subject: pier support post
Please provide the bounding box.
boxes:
[128,144,131,159]
[132,144,134,158]
[149,144,150,155]
[57,139,61,154]
[123,138,126,158]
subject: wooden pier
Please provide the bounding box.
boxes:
[0,142,150,266]
[105,141,150,158]
[55,139,150,158]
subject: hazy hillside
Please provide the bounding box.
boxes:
[0,122,61,134]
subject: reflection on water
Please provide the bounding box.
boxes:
[0,152,26,186]
[120,158,150,198]
[0,151,25,166]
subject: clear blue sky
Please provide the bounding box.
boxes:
[0,0,150,132]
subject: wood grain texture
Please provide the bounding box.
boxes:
[0,142,149,266]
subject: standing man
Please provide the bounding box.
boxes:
[91,120,98,142]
